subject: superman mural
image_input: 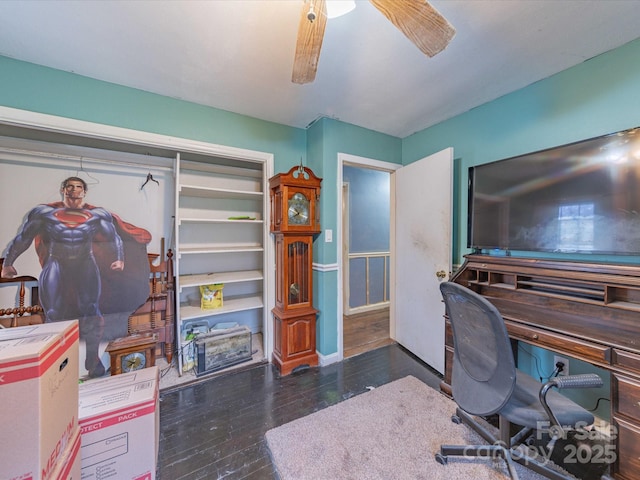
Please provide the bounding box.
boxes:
[1,177,151,377]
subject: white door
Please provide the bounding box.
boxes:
[393,148,453,374]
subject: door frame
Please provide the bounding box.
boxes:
[341,181,351,315]
[337,153,401,360]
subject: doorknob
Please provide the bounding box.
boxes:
[436,270,447,280]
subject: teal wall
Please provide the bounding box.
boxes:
[307,117,401,354]
[309,117,401,266]
[0,56,306,173]
[403,37,640,267]
[2,37,640,369]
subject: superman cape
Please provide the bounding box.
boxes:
[34,202,152,317]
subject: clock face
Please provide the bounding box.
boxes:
[122,351,147,372]
[288,192,310,225]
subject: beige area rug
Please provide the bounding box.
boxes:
[266,375,559,480]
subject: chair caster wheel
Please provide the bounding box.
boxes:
[451,414,462,424]
[435,453,448,465]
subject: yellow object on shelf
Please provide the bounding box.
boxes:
[200,284,224,309]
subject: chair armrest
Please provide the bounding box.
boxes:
[545,373,603,390]
[538,374,603,439]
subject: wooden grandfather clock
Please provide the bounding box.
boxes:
[269,165,321,375]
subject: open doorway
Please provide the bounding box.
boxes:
[341,161,396,358]
[337,149,453,370]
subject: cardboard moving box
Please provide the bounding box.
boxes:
[79,366,159,480]
[0,320,79,480]
[50,427,82,480]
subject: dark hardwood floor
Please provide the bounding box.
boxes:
[158,343,443,479]
[343,306,395,358]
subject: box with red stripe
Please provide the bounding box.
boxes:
[49,426,81,480]
[79,366,159,480]
[0,320,80,480]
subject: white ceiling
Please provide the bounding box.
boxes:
[1,0,639,138]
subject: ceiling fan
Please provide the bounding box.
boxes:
[292,0,456,84]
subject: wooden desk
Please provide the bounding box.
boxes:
[444,254,640,480]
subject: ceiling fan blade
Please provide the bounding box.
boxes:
[369,0,455,57]
[292,0,328,84]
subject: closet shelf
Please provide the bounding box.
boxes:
[178,244,263,256]
[178,270,263,290]
[179,295,263,321]
[178,217,263,225]
[179,184,263,199]
[180,159,263,178]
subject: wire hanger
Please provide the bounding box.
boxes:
[75,157,100,185]
[141,172,159,190]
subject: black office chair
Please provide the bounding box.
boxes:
[436,281,603,480]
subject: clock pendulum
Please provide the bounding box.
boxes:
[269,165,322,375]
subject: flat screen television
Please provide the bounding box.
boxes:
[468,126,640,255]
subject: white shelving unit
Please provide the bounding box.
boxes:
[174,153,271,374]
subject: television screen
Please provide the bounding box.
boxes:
[468,127,640,254]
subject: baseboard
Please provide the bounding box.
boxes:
[318,350,341,367]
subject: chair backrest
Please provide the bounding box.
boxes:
[1,257,44,328]
[440,282,517,416]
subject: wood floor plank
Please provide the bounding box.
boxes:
[343,306,394,358]
[158,344,442,479]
